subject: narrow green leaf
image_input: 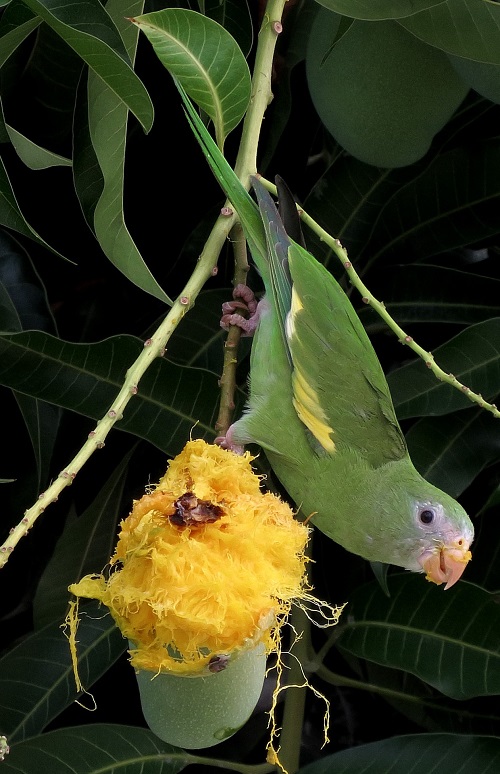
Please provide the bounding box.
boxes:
[3,725,188,774]
[388,319,500,419]
[33,448,135,628]
[85,1,170,303]
[336,575,500,700]
[406,409,500,497]
[300,734,500,773]
[20,0,153,132]
[398,0,500,64]
[315,0,448,21]
[0,603,125,743]
[72,72,103,227]
[4,123,71,168]
[0,331,220,454]
[358,661,500,735]
[133,8,251,146]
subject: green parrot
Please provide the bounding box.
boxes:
[181,91,473,589]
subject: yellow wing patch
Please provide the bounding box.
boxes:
[286,286,335,453]
[285,285,304,341]
[292,367,335,453]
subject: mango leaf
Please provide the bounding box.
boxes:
[132,8,251,147]
[335,574,500,700]
[360,265,500,328]
[314,0,448,21]
[368,140,500,262]
[3,725,188,774]
[72,73,103,227]
[20,0,153,132]
[3,123,71,168]
[0,602,125,743]
[398,0,500,64]
[304,155,412,265]
[0,1,42,70]
[33,447,135,628]
[85,0,171,304]
[0,331,221,454]
[406,408,500,497]
[388,319,500,419]
[300,733,500,773]
[354,661,500,735]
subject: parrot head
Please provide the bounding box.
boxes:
[398,486,473,589]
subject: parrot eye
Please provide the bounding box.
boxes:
[419,508,435,525]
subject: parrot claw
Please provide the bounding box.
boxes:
[221,283,260,336]
[215,425,245,455]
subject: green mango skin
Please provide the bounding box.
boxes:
[306,14,469,168]
[135,644,266,749]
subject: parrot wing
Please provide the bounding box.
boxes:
[181,83,407,467]
[252,178,407,467]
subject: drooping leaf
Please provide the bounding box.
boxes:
[300,733,500,773]
[0,602,125,743]
[398,0,500,64]
[132,8,251,147]
[388,319,500,419]
[0,331,221,454]
[86,0,171,304]
[20,0,153,132]
[3,725,188,774]
[3,122,71,168]
[335,574,500,700]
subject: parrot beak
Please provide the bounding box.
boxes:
[419,541,472,590]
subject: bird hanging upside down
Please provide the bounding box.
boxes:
[181,90,474,589]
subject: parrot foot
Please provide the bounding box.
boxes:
[215,424,245,455]
[221,283,260,336]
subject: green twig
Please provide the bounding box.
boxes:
[215,0,287,435]
[215,223,249,437]
[258,176,500,421]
